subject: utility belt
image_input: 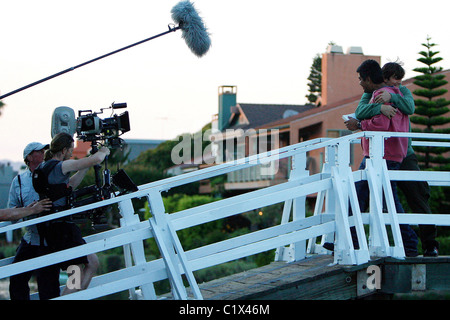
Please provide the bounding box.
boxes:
[37,205,66,248]
[39,193,91,226]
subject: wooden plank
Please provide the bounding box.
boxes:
[198,255,356,300]
[163,255,450,300]
[427,263,450,291]
[384,256,450,292]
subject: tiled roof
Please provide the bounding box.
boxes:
[227,103,315,130]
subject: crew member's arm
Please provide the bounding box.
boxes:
[0,199,52,221]
[61,146,110,174]
[69,168,90,190]
[62,147,110,189]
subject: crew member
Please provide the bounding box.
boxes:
[8,142,57,300]
[36,132,110,295]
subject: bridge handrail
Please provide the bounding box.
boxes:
[1,131,448,235]
[0,131,448,300]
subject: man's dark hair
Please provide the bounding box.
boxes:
[382,62,405,80]
[356,59,384,84]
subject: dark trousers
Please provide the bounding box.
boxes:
[9,239,61,300]
[351,157,419,254]
[397,153,438,250]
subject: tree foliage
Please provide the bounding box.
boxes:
[305,42,337,106]
[305,54,322,105]
[411,36,450,170]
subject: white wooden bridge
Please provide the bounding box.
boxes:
[0,131,449,300]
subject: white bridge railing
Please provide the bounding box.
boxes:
[0,131,449,300]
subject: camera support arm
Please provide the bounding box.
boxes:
[89,143,109,194]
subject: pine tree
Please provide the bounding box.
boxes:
[411,36,450,170]
[306,42,336,106]
[305,54,322,105]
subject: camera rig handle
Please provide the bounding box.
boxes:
[89,143,110,196]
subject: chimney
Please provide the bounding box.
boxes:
[321,46,380,106]
[218,85,237,131]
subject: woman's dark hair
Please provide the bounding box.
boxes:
[356,59,384,84]
[44,132,74,161]
[382,61,405,80]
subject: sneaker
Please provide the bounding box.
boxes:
[423,247,438,257]
[322,242,361,251]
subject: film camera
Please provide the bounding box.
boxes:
[76,102,130,147]
[51,102,137,230]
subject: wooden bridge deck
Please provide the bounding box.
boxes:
[177,254,450,300]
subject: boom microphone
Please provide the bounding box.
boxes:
[171,1,211,57]
[0,1,211,100]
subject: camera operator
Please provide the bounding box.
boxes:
[8,142,57,300]
[37,132,110,295]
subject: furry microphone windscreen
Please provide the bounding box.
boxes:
[171,1,211,57]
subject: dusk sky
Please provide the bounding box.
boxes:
[1,0,448,163]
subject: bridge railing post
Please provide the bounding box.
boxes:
[275,151,309,262]
[365,133,405,258]
[331,139,370,264]
[147,190,203,300]
[118,198,157,300]
[307,144,336,255]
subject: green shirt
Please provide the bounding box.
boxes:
[354,85,415,156]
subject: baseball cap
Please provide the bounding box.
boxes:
[23,142,49,160]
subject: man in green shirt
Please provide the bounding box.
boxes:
[346,62,439,257]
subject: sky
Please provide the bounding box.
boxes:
[0,0,449,163]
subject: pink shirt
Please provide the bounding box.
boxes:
[360,87,409,162]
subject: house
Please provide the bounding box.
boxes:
[211,45,378,191]
[72,140,92,159]
[121,139,166,164]
[211,87,315,191]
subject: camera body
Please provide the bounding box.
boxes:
[76,102,130,148]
